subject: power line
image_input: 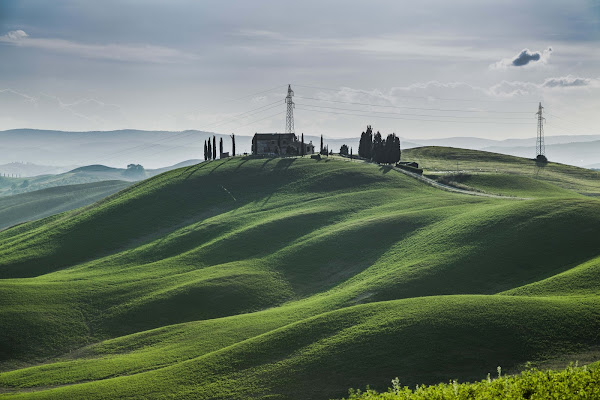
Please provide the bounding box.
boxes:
[295,96,531,114]
[22,92,286,173]
[296,102,532,120]
[138,111,285,160]
[180,84,287,119]
[546,112,597,134]
[210,101,282,128]
[95,102,283,164]
[293,83,536,104]
[295,106,535,124]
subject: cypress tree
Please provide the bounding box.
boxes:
[382,133,401,164]
[397,137,401,162]
[231,134,236,156]
[358,130,366,158]
[301,133,305,156]
[320,134,324,154]
[358,125,373,159]
[204,140,208,160]
[384,133,394,163]
[212,136,216,160]
[394,135,401,163]
[372,131,383,163]
[207,139,212,160]
[219,137,223,157]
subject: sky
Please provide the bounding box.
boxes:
[0,0,599,139]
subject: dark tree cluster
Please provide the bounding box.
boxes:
[339,144,349,156]
[204,136,218,160]
[358,125,401,164]
[204,134,236,160]
[124,164,145,178]
[358,125,373,159]
[204,139,212,160]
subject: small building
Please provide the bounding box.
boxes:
[397,161,419,168]
[252,133,315,156]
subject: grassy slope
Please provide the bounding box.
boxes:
[0,153,599,399]
[404,146,600,197]
[0,181,132,231]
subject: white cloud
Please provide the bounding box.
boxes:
[251,96,267,104]
[542,75,597,88]
[488,75,599,97]
[2,30,28,40]
[0,30,197,63]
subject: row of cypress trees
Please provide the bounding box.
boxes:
[204,134,236,160]
[358,125,401,164]
[204,136,217,160]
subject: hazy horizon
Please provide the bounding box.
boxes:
[2,128,600,171]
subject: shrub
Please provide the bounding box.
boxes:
[343,363,600,400]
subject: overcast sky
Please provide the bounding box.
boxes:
[1,0,599,139]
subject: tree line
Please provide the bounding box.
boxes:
[357,125,401,164]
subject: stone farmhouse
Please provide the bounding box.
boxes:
[252,133,315,156]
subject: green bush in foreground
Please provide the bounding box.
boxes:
[344,363,600,400]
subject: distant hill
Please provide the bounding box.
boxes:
[409,134,600,150]
[482,140,600,168]
[0,180,131,231]
[0,162,79,177]
[404,146,600,196]
[2,128,599,170]
[0,129,222,170]
[0,159,201,197]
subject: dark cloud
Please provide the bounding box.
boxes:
[492,47,552,69]
[512,48,541,66]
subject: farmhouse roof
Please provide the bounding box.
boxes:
[253,133,297,140]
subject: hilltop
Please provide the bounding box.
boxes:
[404,146,600,197]
[0,151,599,399]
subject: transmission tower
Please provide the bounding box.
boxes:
[536,102,545,157]
[285,84,295,133]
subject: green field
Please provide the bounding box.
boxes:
[0,181,131,231]
[0,150,599,399]
[404,146,600,197]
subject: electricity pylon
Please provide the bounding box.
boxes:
[536,102,545,157]
[285,84,295,134]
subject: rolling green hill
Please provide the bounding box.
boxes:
[404,146,600,197]
[0,152,599,399]
[0,180,131,231]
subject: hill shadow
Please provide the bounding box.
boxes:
[274,158,295,171]
[378,165,392,174]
